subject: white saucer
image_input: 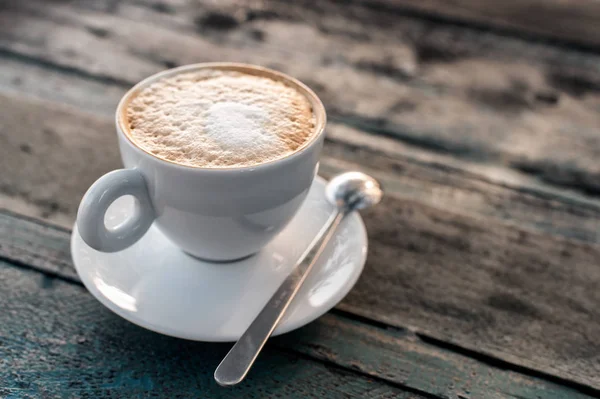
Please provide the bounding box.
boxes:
[72,177,367,342]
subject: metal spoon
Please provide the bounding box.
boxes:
[214,172,383,386]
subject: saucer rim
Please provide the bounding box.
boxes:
[71,176,368,342]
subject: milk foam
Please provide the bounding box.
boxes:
[125,68,316,168]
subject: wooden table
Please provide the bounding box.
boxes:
[1,0,600,397]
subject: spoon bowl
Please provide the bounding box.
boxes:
[326,171,383,211]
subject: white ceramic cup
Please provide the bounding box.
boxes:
[76,63,326,261]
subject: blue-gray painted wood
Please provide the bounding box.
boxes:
[0,261,421,399]
[0,211,597,398]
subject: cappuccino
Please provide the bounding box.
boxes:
[124,67,317,168]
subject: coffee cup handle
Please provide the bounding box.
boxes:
[76,169,156,252]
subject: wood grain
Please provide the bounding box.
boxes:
[348,197,600,389]
[279,313,596,399]
[2,0,600,196]
[0,94,120,224]
[0,240,593,398]
[2,192,600,390]
[1,91,599,247]
[0,55,124,118]
[364,0,600,49]
[1,51,594,214]
[0,262,424,399]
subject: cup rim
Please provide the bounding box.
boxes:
[115,62,327,172]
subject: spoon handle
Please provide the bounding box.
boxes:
[214,209,345,386]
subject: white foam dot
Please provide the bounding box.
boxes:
[206,102,279,149]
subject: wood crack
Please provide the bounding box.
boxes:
[416,334,600,398]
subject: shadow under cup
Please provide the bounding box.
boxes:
[114,63,327,261]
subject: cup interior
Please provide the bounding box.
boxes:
[116,62,327,170]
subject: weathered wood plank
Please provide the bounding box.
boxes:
[0,262,423,399]
[0,94,120,225]
[280,313,597,399]
[0,210,74,281]
[0,54,123,118]
[0,251,595,399]
[2,88,600,244]
[3,52,600,213]
[363,0,600,49]
[2,0,600,196]
[2,188,600,390]
[348,198,600,389]
[321,131,600,244]
[2,51,595,211]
